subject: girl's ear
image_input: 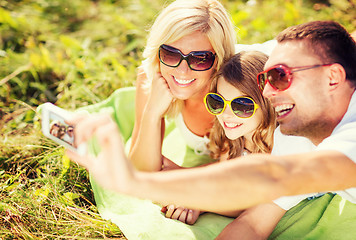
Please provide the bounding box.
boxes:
[328,63,346,91]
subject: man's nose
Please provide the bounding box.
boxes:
[262,81,278,99]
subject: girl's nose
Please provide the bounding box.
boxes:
[221,104,235,118]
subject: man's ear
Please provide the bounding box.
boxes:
[328,63,346,91]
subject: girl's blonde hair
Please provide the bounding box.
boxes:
[208,51,276,160]
[141,0,236,118]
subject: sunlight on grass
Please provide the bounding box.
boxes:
[1,0,355,238]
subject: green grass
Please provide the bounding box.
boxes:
[1,104,124,238]
[1,0,355,238]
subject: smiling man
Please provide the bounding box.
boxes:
[261,22,355,145]
[254,21,356,238]
[68,20,356,239]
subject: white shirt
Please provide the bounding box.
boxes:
[235,40,277,55]
[174,113,210,155]
[273,91,356,210]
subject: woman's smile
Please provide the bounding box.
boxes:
[173,76,196,86]
[160,31,216,100]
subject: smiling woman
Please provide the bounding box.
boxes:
[75,0,238,238]
[156,31,217,101]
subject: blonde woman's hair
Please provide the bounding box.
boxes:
[140,0,236,118]
[208,51,276,160]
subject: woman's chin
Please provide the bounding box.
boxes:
[170,90,191,100]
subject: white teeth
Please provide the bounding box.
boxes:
[275,104,294,116]
[225,122,241,128]
[174,76,195,85]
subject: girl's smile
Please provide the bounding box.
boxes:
[223,122,243,129]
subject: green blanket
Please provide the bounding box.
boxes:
[270,193,356,239]
[82,87,234,240]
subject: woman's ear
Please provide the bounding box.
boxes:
[328,63,346,91]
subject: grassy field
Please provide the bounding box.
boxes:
[1,0,355,238]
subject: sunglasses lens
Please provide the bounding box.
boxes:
[268,67,290,90]
[205,94,225,115]
[159,45,181,67]
[231,97,256,118]
[159,45,215,71]
[258,66,290,91]
[188,52,215,71]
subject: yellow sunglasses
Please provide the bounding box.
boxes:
[204,93,259,118]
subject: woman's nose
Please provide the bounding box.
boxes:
[175,59,190,73]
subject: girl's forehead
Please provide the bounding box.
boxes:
[216,78,245,99]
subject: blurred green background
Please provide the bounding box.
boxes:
[0,0,355,238]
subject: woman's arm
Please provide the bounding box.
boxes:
[128,69,173,171]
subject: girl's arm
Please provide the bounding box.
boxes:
[216,203,286,240]
[128,69,173,171]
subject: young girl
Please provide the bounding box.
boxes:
[208,51,285,239]
[207,51,276,160]
[163,51,285,238]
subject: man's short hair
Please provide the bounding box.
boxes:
[276,21,356,87]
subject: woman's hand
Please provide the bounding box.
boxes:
[146,74,174,117]
[161,204,201,225]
